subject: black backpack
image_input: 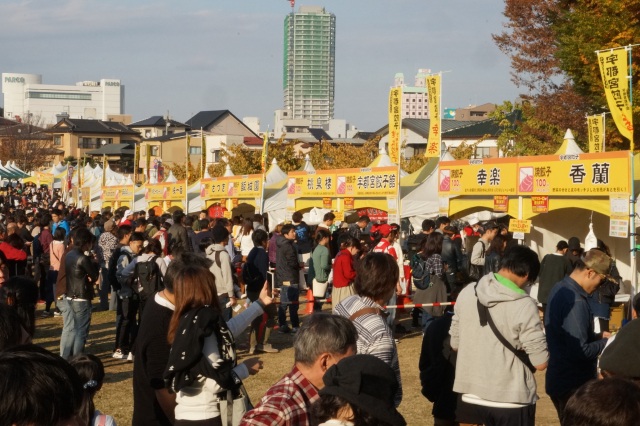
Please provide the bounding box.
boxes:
[411,253,431,290]
[133,256,164,301]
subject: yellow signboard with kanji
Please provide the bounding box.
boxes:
[388,88,402,164]
[201,175,262,199]
[287,167,399,199]
[437,158,518,195]
[597,49,633,143]
[35,171,54,187]
[425,74,441,157]
[102,185,134,201]
[144,182,186,201]
[517,151,629,195]
[508,219,532,233]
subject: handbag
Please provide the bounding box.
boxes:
[218,383,253,426]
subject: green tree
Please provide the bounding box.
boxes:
[494,0,640,151]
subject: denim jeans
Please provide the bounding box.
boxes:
[59,298,92,359]
[278,285,300,328]
[218,294,232,322]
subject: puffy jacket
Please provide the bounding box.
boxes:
[64,248,100,300]
[168,223,191,252]
[275,236,299,286]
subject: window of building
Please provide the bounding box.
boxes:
[26,92,91,101]
[474,147,491,158]
[212,149,221,163]
[414,146,426,156]
[151,146,159,156]
[53,136,62,146]
[189,146,202,155]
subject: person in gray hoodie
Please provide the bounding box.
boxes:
[205,225,236,321]
[450,245,548,426]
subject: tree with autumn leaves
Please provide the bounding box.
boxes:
[493,0,640,152]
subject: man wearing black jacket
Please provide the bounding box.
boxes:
[58,228,99,359]
[276,224,301,333]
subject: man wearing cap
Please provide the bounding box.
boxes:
[545,248,612,422]
[241,313,357,426]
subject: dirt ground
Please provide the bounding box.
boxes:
[33,303,561,426]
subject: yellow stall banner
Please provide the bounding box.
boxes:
[597,49,633,144]
[81,187,91,206]
[202,175,262,200]
[287,171,337,198]
[438,158,518,195]
[587,115,604,153]
[144,182,185,201]
[517,151,630,196]
[35,171,54,187]
[388,87,402,164]
[102,185,135,201]
[508,219,532,234]
[426,74,441,157]
[337,167,399,197]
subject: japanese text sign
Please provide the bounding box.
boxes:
[597,49,633,143]
[202,175,262,199]
[388,88,402,164]
[587,115,604,153]
[102,185,134,201]
[508,219,531,234]
[517,151,629,195]
[531,196,549,213]
[144,182,185,201]
[287,167,398,198]
[287,172,337,197]
[438,158,518,195]
[425,74,441,158]
[493,195,509,212]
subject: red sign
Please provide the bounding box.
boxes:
[323,197,332,209]
[493,195,509,212]
[344,197,354,210]
[531,195,549,213]
[357,208,387,222]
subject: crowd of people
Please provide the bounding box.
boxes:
[0,193,639,426]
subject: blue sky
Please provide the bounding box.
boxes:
[1,0,519,131]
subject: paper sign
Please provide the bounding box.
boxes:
[344,197,354,210]
[531,195,549,213]
[513,232,525,240]
[508,219,532,234]
[609,219,629,238]
[439,197,450,216]
[610,194,629,218]
[334,211,344,222]
[493,195,509,212]
[323,197,332,209]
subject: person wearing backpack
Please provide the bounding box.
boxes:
[120,239,166,318]
[109,227,141,361]
[204,225,236,321]
[412,233,448,330]
[245,229,279,354]
[292,211,312,265]
[469,221,500,282]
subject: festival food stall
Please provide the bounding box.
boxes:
[200,173,262,218]
[437,150,638,297]
[144,179,187,214]
[101,184,135,211]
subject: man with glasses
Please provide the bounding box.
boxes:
[450,245,548,426]
[544,248,613,423]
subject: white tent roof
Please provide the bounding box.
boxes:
[224,165,234,177]
[301,155,315,172]
[164,171,178,183]
[265,158,287,186]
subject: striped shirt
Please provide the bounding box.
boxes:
[334,295,403,407]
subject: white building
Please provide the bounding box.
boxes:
[393,69,431,119]
[1,72,124,126]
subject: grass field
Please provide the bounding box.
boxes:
[34,303,561,426]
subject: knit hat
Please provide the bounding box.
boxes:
[600,319,640,379]
[104,219,115,232]
[320,355,406,426]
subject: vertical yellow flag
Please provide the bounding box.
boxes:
[145,144,151,182]
[133,144,140,184]
[388,87,402,164]
[261,131,269,174]
[186,134,191,183]
[587,115,604,153]
[201,131,206,178]
[597,49,634,147]
[426,74,441,157]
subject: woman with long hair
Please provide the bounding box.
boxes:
[69,354,116,426]
[311,229,332,312]
[165,263,273,425]
[413,232,448,326]
[238,218,254,261]
[483,234,507,275]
